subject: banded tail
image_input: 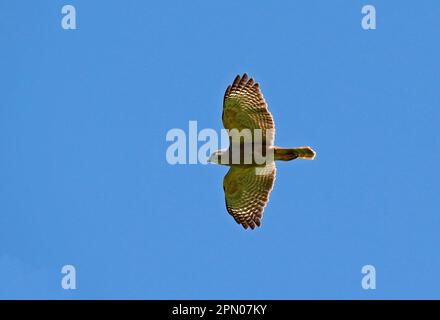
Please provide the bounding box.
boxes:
[273,146,316,161]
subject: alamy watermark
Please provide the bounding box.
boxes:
[61,5,77,30]
[61,264,77,290]
[361,5,376,30]
[166,121,274,166]
[361,264,376,290]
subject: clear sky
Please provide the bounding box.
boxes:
[1,0,439,299]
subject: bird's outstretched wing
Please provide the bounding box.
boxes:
[223,73,275,145]
[223,163,276,229]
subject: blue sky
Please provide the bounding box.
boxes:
[1,0,439,299]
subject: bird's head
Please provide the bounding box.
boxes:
[207,149,227,165]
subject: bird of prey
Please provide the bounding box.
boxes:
[208,73,316,230]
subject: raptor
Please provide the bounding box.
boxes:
[208,73,316,229]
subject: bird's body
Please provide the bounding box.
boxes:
[210,145,316,166]
[208,74,315,230]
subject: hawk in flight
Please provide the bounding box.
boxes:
[208,74,316,230]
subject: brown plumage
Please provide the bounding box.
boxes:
[209,73,316,230]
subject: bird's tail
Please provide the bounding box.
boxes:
[273,146,316,161]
